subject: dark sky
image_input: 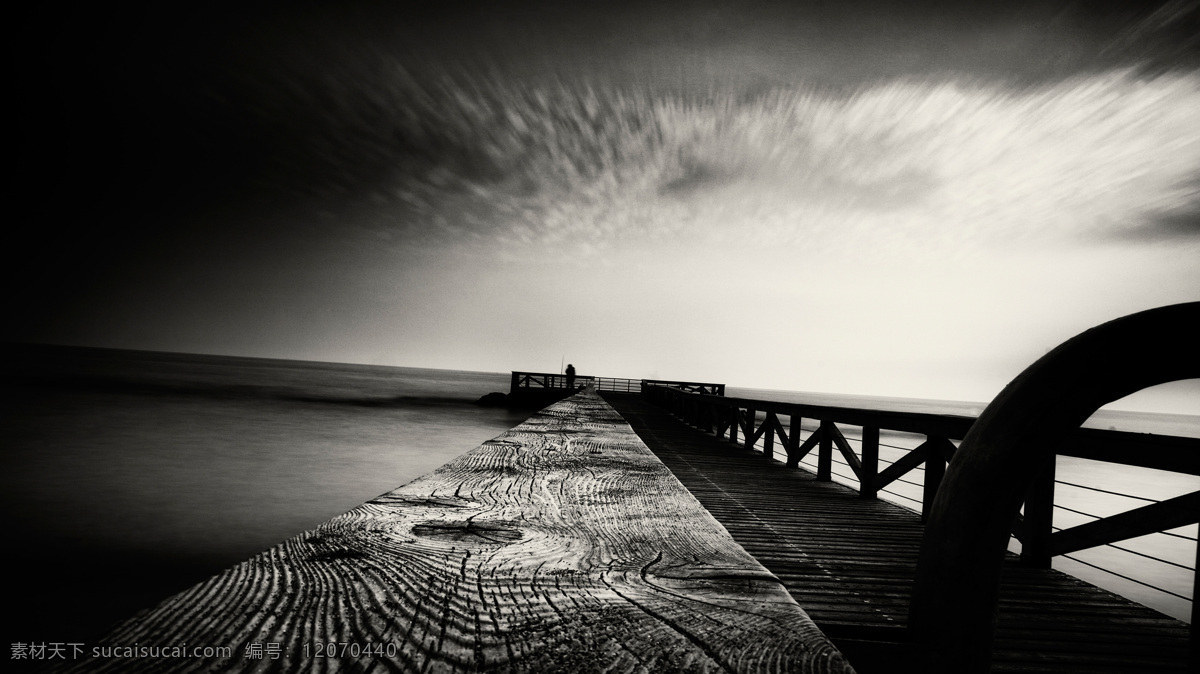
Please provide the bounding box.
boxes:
[14,1,1194,214]
[8,1,1200,406]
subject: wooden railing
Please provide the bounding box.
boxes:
[644,383,1196,546]
[911,302,1200,672]
[509,371,595,393]
[511,372,725,396]
[593,377,641,393]
[643,385,974,518]
[641,379,726,396]
[643,376,1199,663]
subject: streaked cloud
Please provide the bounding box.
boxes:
[330,68,1200,258]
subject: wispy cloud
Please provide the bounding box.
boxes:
[333,67,1200,257]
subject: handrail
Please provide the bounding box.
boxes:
[510,371,725,396]
[641,303,1200,671]
[643,384,1195,504]
[641,379,726,396]
[508,371,595,396]
[909,302,1200,672]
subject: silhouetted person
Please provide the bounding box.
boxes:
[565,364,576,390]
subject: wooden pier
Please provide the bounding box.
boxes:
[67,390,850,673]
[65,304,1197,672]
[605,392,1194,673]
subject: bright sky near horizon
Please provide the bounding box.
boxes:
[10,0,1200,413]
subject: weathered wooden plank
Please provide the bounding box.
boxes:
[75,390,851,674]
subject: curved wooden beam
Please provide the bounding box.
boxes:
[908,302,1200,673]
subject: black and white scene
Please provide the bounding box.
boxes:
[5,1,1199,672]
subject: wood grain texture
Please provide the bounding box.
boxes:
[66,390,852,673]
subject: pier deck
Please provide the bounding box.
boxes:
[603,393,1193,674]
[72,390,850,673]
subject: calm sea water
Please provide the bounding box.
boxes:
[729,386,1199,622]
[2,344,529,643]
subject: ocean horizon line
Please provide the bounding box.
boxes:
[7,340,1197,437]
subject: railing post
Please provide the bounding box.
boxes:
[762,414,775,460]
[745,408,757,451]
[787,415,802,468]
[860,426,879,499]
[921,436,947,522]
[1020,457,1056,568]
[698,400,713,433]
[510,372,519,395]
[729,408,740,446]
[817,420,833,481]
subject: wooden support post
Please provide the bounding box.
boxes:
[860,426,879,499]
[745,408,757,451]
[729,408,740,446]
[510,372,520,395]
[762,413,775,460]
[699,401,713,434]
[1020,457,1056,568]
[817,420,833,482]
[715,406,730,439]
[787,415,802,468]
[921,436,947,522]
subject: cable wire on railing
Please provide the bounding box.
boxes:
[1054,503,1101,520]
[1053,504,1198,540]
[879,488,923,507]
[1049,526,1196,571]
[830,469,858,483]
[880,440,921,451]
[798,445,932,494]
[792,452,923,509]
[1054,479,1161,503]
[1059,552,1193,602]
